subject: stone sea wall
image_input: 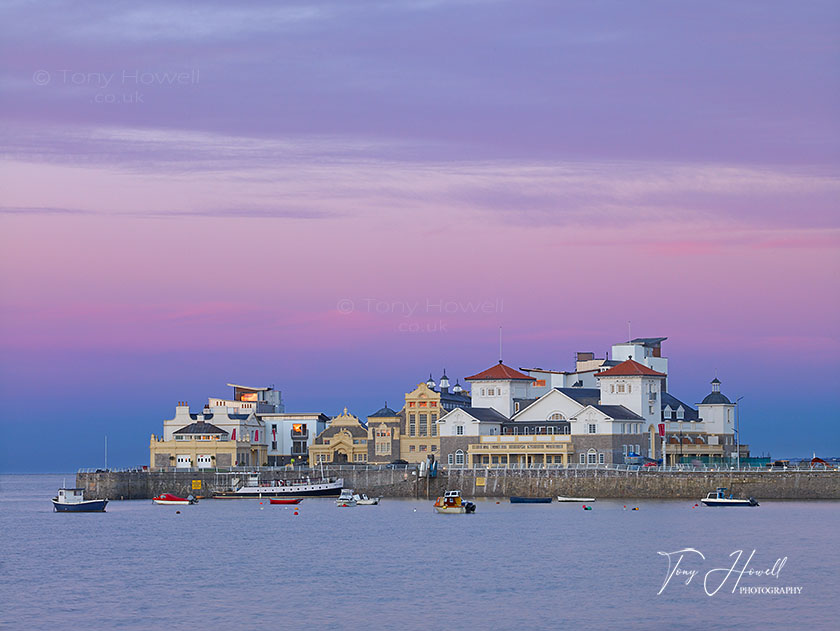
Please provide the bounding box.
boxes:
[77,468,840,501]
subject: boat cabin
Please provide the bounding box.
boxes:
[57,488,86,504]
[441,490,463,506]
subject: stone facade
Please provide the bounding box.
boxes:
[308,408,369,464]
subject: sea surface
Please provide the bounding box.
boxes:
[1,474,838,630]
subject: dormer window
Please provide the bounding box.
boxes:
[677,407,685,420]
[664,408,672,420]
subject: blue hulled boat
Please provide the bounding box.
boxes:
[52,488,108,512]
[510,496,552,503]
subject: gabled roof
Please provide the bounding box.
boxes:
[466,361,533,381]
[595,359,666,378]
[555,387,601,406]
[174,421,228,435]
[442,407,509,423]
[583,405,644,421]
[661,392,700,421]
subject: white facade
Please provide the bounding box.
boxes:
[597,374,663,429]
[610,342,668,376]
[261,413,328,460]
[438,408,502,436]
[568,406,645,436]
[697,402,735,435]
[469,379,532,417]
[512,389,589,422]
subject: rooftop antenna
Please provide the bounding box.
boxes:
[627,320,632,342]
[499,326,503,364]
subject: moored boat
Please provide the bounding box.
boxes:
[354,494,380,505]
[153,493,197,505]
[557,496,596,502]
[510,496,552,503]
[700,487,759,507]
[336,489,357,506]
[269,497,303,505]
[213,475,343,498]
[52,488,108,512]
[433,490,476,514]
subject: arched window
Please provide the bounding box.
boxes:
[587,449,598,464]
[548,412,564,420]
[455,450,465,466]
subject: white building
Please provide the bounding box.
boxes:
[260,412,330,465]
[466,361,537,417]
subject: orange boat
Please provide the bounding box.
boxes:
[269,497,303,505]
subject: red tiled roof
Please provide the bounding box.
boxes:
[466,361,534,381]
[595,359,666,378]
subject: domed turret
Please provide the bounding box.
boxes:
[426,373,436,389]
[701,377,732,405]
[439,370,450,393]
[452,380,463,394]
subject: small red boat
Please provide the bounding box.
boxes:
[269,497,303,505]
[153,493,198,505]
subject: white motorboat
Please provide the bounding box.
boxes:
[700,487,759,507]
[556,496,596,502]
[336,489,357,506]
[354,494,380,505]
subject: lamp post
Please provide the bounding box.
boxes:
[735,396,744,470]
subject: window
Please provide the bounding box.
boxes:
[628,385,632,393]
[500,455,507,464]
[456,425,464,436]
[599,453,605,464]
[409,445,416,452]
[420,445,427,452]
[579,453,586,464]
[409,414,416,436]
[271,441,278,450]
[515,402,520,413]
[431,402,437,407]
[548,413,564,420]
[481,388,486,396]
[409,402,416,407]
[587,451,597,464]
[620,423,625,434]
[618,384,625,393]
[455,450,465,466]
[623,444,628,455]
[354,453,366,462]
[534,379,546,387]
[664,408,672,420]
[419,414,428,437]
[492,455,499,464]
[431,445,437,451]
[419,401,427,407]
[431,415,437,436]
[588,424,597,434]
[610,384,615,393]
[677,408,684,420]
[448,454,454,465]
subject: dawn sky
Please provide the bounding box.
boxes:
[1,0,838,471]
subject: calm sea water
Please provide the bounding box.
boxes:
[1,474,838,630]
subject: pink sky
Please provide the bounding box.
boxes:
[1,1,838,469]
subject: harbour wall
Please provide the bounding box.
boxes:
[77,468,840,500]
